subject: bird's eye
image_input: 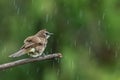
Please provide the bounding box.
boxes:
[45,32,49,35]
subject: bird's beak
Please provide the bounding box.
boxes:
[49,33,53,35]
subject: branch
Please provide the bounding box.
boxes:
[0,53,62,71]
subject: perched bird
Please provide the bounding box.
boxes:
[9,29,53,58]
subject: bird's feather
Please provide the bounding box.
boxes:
[9,29,50,58]
[9,49,26,57]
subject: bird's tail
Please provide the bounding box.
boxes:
[9,49,26,58]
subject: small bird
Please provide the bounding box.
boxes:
[9,29,53,58]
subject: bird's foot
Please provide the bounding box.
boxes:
[41,53,46,57]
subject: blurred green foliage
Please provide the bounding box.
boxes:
[0,0,120,80]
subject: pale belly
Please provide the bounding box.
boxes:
[28,48,44,57]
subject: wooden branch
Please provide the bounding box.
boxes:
[0,53,62,71]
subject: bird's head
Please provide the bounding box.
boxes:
[36,29,53,39]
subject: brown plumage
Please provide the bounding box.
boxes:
[9,29,53,58]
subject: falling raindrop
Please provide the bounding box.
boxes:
[52,61,55,69]
[31,0,33,4]
[107,44,111,50]
[118,43,120,50]
[23,17,26,22]
[102,13,105,20]
[55,58,60,63]
[2,47,7,56]
[98,20,101,26]
[79,10,83,18]
[26,70,30,75]
[105,40,108,45]
[13,0,20,15]
[71,60,74,69]
[88,46,91,55]
[0,40,1,45]
[16,7,20,15]
[50,49,53,54]
[36,68,39,73]
[74,40,77,47]
[85,41,89,48]
[115,50,118,58]
[45,52,49,55]
[90,40,93,45]
[10,68,13,71]
[105,40,111,49]
[56,69,60,76]
[66,20,70,24]
[3,69,6,72]
[13,0,16,6]
[76,76,80,80]
[54,9,57,15]
[28,26,32,30]
[45,14,49,23]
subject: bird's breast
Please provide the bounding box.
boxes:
[29,48,36,53]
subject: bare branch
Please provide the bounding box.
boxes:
[0,53,62,71]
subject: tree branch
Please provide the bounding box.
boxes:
[0,53,62,71]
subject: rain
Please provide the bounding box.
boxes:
[0,0,120,80]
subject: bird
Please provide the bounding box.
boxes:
[9,29,53,58]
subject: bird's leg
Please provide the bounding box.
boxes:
[41,53,45,57]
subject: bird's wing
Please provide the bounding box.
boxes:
[21,42,37,49]
[21,36,47,50]
[24,36,41,44]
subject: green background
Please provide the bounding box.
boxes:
[0,0,120,80]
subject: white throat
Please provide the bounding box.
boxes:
[46,35,50,39]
